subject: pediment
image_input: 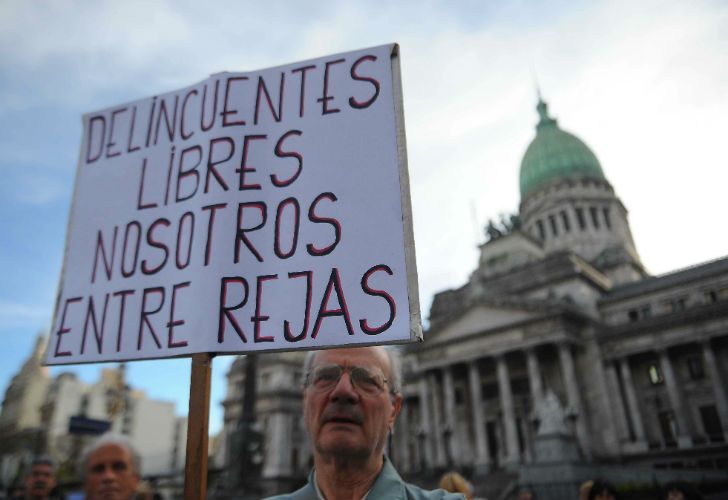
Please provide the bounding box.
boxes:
[427,303,543,344]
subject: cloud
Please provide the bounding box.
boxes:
[14,174,69,205]
[0,301,51,328]
[1,0,726,309]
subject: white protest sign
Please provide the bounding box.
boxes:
[46,44,421,365]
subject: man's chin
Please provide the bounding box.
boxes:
[316,435,370,459]
[90,489,124,500]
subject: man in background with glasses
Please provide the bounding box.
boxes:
[266,346,464,499]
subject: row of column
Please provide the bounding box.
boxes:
[412,342,589,471]
[604,340,728,448]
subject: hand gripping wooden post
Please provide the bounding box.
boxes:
[184,353,213,500]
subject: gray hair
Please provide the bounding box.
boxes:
[302,347,402,395]
[80,433,141,477]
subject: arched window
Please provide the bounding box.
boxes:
[589,206,600,229]
[603,207,612,229]
[575,207,586,230]
[548,214,558,236]
[560,210,571,232]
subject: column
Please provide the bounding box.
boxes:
[526,347,544,411]
[518,416,533,463]
[496,355,520,466]
[262,412,292,478]
[417,376,435,468]
[468,360,490,474]
[617,358,647,443]
[428,371,446,466]
[442,366,460,465]
[701,340,728,435]
[658,348,692,447]
[558,343,591,458]
[604,361,630,441]
[397,402,411,472]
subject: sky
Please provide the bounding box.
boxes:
[1,0,727,436]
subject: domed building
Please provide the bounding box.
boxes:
[220,98,728,498]
[519,98,644,285]
[395,98,728,495]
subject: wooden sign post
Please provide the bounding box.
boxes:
[184,353,213,500]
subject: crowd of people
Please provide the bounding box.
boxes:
[6,433,159,500]
[4,347,719,500]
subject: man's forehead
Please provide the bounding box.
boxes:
[313,347,389,371]
[89,443,132,463]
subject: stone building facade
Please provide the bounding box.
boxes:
[221,99,728,490]
[0,336,49,487]
[0,338,187,487]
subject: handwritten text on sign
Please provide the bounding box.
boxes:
[46,44,419,365]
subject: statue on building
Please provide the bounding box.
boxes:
[536,390,569,435]
[484,213,521,242]
[485,219,503,241]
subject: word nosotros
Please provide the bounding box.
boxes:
[84,54,381,163]
[53,264,397,358]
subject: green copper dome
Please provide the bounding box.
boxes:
[519,99,605,198]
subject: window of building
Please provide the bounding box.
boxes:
[687,356,705,380]
[575,207,586,230]
[561,210,571,232]
[511,378,530,395]
[590,206,600,229]
[705,290,719,303]
[700,405,725,443]
[549,214,558,236]
[627,305,651,322]
[536,220,546,240]
[481,383,498,400]
[648,364,664,385]
[664,297,688,313]
[603,207,612,229]
[641,305,652,318]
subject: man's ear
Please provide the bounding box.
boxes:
[389,393,403,425]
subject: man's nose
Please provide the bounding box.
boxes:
[100,466,116,481]
[329,372,359,402]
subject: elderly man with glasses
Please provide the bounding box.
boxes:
[266,346,464,500]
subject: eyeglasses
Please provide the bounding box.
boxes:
[305,364,390,396]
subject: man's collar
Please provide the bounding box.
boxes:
[311,457,408,500]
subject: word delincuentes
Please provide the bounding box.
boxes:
[84,54,381,162]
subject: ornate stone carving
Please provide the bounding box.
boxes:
[536,390,568,435]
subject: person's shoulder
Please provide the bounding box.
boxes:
[403,481,467,500]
